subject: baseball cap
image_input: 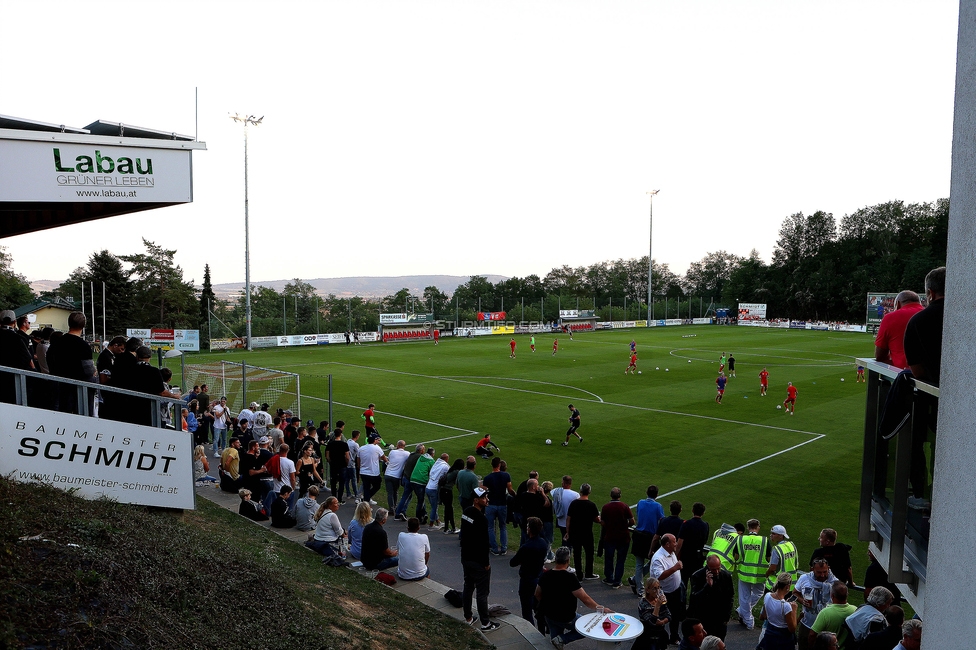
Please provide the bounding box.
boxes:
[0,310,15,325]
[473,487,488,498]
[771,525,789,538]
[307,419,315,428]
[258,436,270,444]
[250,401,259,409]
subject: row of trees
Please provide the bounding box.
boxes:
[1,197,948,341]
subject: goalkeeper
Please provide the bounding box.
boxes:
[476,434,500,459]
[362,403,387,446]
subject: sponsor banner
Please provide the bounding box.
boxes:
[738,320,769,327]
[559,309,596,319]
[789,320,807,329]
[769,321,789,328]
[0,139,192,203]
[278,334,318,347]
[127,328,199,351]
[151,329,175,342]
[665,319,684,326]
[380,313,433,325]
[174,330,199,352]
[478,311,507,321]
[2,403,195,509]
[866,293,899,326]
[126,328,151,339]
[210,338,245,350]
[636,320,647,328]
[490,324,515,334]
[455,327,493,337]
[693,318,711,325]
[595,322,611,330]
[251,336,278,349]
[738,302,768,320]
[612,321,637,329]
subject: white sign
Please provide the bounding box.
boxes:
[0,140,192,203]
[380,313,408,324]
[1,404,195,509]
[738,302,768,320]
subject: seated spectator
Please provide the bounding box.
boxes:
[238,488,268,521]
[184,408,199,437]
[347,502,373,560]
[397,517,431,581]
[219,437,244,493]
[193,445,217,485]
[306,496,345,558]
[294,485,320,531]
[271,485,298,529]
[361,508,398,571]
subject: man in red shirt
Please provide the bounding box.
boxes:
[600,487,635,588]
[759,367,769,396]
[626,352,638,374]
[552,338,558,356]
[509,338,517,358]
[784,382,797,414]
[875,290,924,369]
[476,434,499,459]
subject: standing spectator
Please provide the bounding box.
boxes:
[792,558,837,650]
[270,485,298,528]
[393,444,426,520]
[688,556,735,641]
[384,440,410,511]
[651,534,686,646]
[565,483,601,581]
[540,480,556,563]
[863,549,901,603]
[837,587,893,648]
[631,485,666,596]
[360,508,398,571]
[653,500,684,551]
[408,448,435,522]
[396,517,431,581]
[263,444,297,514]
[346,501,373,560]
[810,528,854,587]
[295,444,323,497]
[459,487,499,632]
[808,583,857,646]
[326,429,349,502]
[211,396,230,457]
[482,456,515,555]
[601,487,634,589]
[440,458,463,534]
[535,546,610,648]
[735,518,769,630]
[509,516,547,626]
[425,452,451,530]
[903,266,946,385]
[551,475,580,546]
[874,291,923,368]
[635,578,673,650]
[455,455,480,511]
[345,429,362,502]
[765,525,800,590]
[46,312,96,415]
[515,478,548,546]
[676,502,710,586]
[757,573,798,650]
[358,435,387,507]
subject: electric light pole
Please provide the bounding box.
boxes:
[647,190,660,322]
[230,113,263,351]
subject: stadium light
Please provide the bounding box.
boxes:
[229,113,264,351]
[647,190,660,322]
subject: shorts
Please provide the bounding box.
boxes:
[717,389,725,395]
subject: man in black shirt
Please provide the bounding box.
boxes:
[361,508,398,571]
[460,487,499,632]
[653,500,684,553]
[270,485,297,528]
[509,516,548,625]
[326,430,350,502]
[0,309,33,404]
[688,555,735,641]
[565,483,601,580]
[535,546,609,647]
[127,346,171,426]
[676,502,709,586]
[47,311,96,415]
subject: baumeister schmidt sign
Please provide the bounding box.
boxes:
[0,404,195,509]
[0,139,191,203]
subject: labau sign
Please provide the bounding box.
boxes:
[54,148,153,175]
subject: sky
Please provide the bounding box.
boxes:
[1,1,960,289]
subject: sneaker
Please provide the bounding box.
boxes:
[550,636,565,649]
[628,577,638,594]
[578,437,583,443]
[561,442,569,447]
[611,582,622,589]
[369,500,377,505]
[584,574,600,581]
[465,618,475,626]
[491,549,505,556]
[602,578,615,587]
[480,621,500,632]
[394,513,407,521]
[213,451,221,458]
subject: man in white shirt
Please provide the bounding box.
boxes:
[397,517,431,581]
[238,401,257,426]
[425,453,451,530]
[264,443,297,514]
[211,397,229,457]
[358,437,388,507]
[251,403,272,438]
[651,533,685,645]
[551,475,580,546]
[346,430,362,503]
[384,440,411,511]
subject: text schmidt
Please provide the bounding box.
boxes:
[18,438,178,474]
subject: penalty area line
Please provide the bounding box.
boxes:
[301,395,478,435]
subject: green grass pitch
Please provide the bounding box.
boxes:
[184,325,873,576]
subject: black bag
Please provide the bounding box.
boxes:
[444,589,463,608]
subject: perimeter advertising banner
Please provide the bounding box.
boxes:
[1,403,195,509]
[477,311,507,321]
[737,303,768,321]
[866,293,898,327]
[380,313,433,325]
[559,310,596,319]
[127,329,200,352]
[0,140,192,203]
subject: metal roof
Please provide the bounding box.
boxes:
[84,120,194,141]
[0,113,89,134]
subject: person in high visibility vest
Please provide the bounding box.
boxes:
[765,524,800,591]
[734,519,769,630]
[706,523,740,573]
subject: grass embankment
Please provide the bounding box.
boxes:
[0,477,489,650]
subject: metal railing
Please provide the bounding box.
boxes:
[857,357,937,615]
[1,363,185,428]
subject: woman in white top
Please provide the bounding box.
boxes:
[758,572,798,649]
[306,496,345,558]
[193,445,216,484]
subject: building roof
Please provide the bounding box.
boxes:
[14,296,78,318]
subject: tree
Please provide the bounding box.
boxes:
[422,285,449,319]
[684,251,742,299]
[0,247,34,308]
[121,239,197,328]
[199,264,216,347]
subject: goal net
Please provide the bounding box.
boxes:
[182,361,301,417]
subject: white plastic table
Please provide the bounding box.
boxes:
[575,611,644,645]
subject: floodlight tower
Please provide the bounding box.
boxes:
[229,113,264,351]
[646,190,660,322]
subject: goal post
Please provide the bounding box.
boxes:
[182,360,301,418]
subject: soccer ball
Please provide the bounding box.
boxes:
[688,360,692,363]
[665,369,669,372]
[637,370,642,375]
[656,367,660,370]
[545,439,552,445]
[777,405,782,409]
[841,378,845,382]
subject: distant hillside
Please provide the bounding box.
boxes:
[209,275,509,300]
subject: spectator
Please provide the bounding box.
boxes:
[211,396,230,457]
[687,556,735,641]
[0,310,34,405]
[219,437,244,493]
[193,445,216,485]
[46,312,96,415]
[440,458,463,534]
[396,517,431,581]
[678,618,706,650]
[792,558,837,650]
[263,443,297,514]
[346,501,373,560]
[700,636,726,650]
[566,482,601,581]
[455,455,480,511]
[863,549,901,603]
[307,496,345,558]
[361,508,398,571]
[294,485,320,531]
[295,444,323,498]
[765,525,800,590]
[535,546,610,648]
[812,632,837,650]
[34,327,54,375]
[652,500,684,552]
[326,428,349,502]
[808,583,857,646]
[540,480,556,563]
[601,487,635,589]
[425,452,451,530]
[874,290,923,368]
[810,528,854,587]
[837,586,892,648]
[237,401,257,426]
[384,440,410,511]
[675,502,710,586]
[408,447,435,523]
[344,429,361,502]
[736,518,769,630]
[861,605,903,650]
[515,478,548,546]
[551,475,580,546]
[270,485,297,528]
[239,440,271,501]
[904,265,946,385]
[482,456,515,555]
[894,618,921,650]
[459,487,498,632]
[393,444,426,520]
[509,516,547,625]
[635,577,672,650]
[238,488,268,521]
[651,533,686,645]
[757,573,798,650]
[183,407,199,437]
[631,485,666,596]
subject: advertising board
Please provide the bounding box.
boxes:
[380,313,433,324]
[737,303,768,321]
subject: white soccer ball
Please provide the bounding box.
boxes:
[637,370,642,375]
[665,368,669,372]
[841,378,845,382]
[656,367,660,370]
[688,360,692,363]
[777,405,782,409]
[545,439,552,445]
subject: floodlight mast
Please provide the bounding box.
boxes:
[229,114,263,351]
[647,190,660,323]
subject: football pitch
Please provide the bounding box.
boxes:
[188,325,872,571]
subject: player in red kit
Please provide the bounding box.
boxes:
[626,353,638,374]
[552,338,558,356]
[759,368,769,396]
[510,338,517,358]
[783,382,797,414]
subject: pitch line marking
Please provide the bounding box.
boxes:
[302,394,478,435]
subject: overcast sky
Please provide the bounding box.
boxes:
[1,1,960,288]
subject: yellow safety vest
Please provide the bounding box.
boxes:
[736,534,769,584]
[707,529,738,573]
[765,540,799,590]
